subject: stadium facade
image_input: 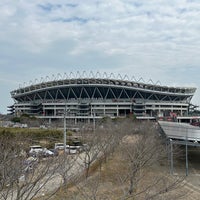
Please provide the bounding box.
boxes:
[10,72,196,122]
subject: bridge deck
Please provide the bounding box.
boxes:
[158,120,200,176]
[158,121,200,143]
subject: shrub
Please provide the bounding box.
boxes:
[11,117,21,123]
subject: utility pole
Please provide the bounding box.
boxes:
[170,139,174,175]
[185,129,188,176]
[93,110,95,133]
[64,105,67,153]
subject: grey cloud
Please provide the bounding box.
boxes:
[0,0,200,112]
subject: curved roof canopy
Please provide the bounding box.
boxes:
[11,72,196,102]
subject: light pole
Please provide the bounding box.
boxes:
[93,110,95,133]
[63,106,70,153]
[64,107,66,153]
[170,139,173,175]
[185,128,188,176]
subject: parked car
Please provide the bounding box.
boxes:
[29,145,43,156]
[42,148,54,157]
[54,143,65,150]
[65,145,78,154]
[72,140,83,152]
[49,149,59,156]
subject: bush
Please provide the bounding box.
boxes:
[11,117,21,123]
[0,127,63,142]
[20,113,30,118]
[66,130,73,137]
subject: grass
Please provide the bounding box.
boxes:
[0,127,62,138]
[0,127,63,149]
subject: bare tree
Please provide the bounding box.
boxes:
[1,119,186,200]
[63,119,186,200]
[56,152,80,186]
[80,133,102,178]
[116,121,184,200]
[0,134,65,200]
[78,118,125,179]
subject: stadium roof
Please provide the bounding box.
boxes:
[11,72,196,97]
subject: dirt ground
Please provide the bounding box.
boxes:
[49,147,200,200]
[171,147,200,200]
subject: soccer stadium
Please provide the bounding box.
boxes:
[10,71,196,123]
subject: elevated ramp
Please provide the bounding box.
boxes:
[158,120,200,176]
[158,121,200,142]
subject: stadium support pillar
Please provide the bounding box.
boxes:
[54,107,56,116]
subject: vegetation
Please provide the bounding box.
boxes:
[1,119,198,200]
[0,127,63,150]
[11,116,21,123]
[52,120,187,200]
[0,127,62,137]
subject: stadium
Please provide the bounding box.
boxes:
[10,71,196,124]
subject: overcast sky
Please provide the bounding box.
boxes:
[1,0,200,114]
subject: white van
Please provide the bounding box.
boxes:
[54,143,64,150]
